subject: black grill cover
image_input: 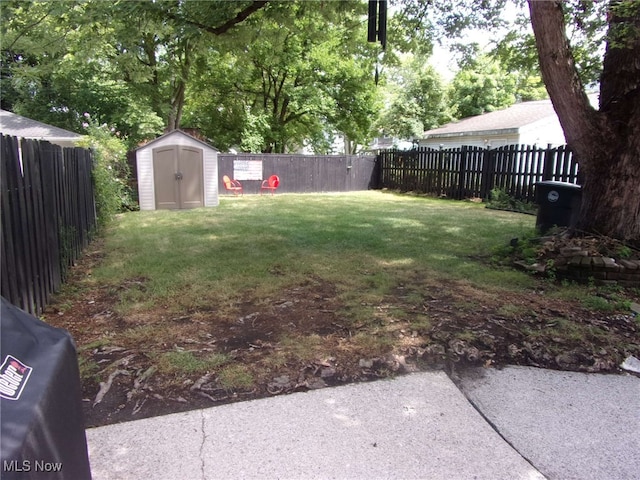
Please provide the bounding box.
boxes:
[1,297,91,479]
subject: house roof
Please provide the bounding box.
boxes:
[0,109,83,142]
[423,99,557,139]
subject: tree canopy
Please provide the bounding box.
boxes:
[374,56,451,140]
[449,53,518,118]
[1,0,563,151]
[182,2,379,153]
[1,0,380,152]
[1,0,555,152]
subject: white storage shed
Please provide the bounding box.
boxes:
[136,130,219,210]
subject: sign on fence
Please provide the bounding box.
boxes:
[233,160,263,180]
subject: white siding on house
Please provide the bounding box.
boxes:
[518,117,566,147]
[136,130,219,211]
[420,132,519,150]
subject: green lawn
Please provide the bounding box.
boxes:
[50,191,639,426]
[95,191,536,315]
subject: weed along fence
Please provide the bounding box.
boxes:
[1,135,96,315]
[217,154,378,194]
[377,144,580,203]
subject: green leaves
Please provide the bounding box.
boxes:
[183,1,378,153]
[1,0,618,154]
[449,54,517,118]
[77,114,134,226]
[376,58,451,140]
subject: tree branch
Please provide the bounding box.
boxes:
[165,1,269,36]
[6,10,53,51]
[283,110,311,124]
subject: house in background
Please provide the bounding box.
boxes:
[419,99,566,150]
[0,109,83,148]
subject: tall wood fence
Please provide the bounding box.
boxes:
[1,135,96,315]
[377,144,579,203]
[218,154,378,194]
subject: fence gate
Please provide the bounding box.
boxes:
[153,146,204,209]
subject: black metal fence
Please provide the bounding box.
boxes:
[1,135,96,315]
[378,144,579,203]
[218,154,378,194]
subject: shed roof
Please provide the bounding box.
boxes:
[0,109,83,142]
[136,129,218,152]
[423,99,557,139]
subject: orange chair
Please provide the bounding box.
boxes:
[260,175,280,195]
[222,175,243,195]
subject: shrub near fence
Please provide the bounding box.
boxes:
[1,135,96,315]
[378,144,580,203]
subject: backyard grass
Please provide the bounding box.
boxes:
[44,191,640,426]
[89,191,535,311]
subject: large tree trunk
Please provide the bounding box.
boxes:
[528,0,640,247]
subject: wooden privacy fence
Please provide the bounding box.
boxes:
[378,144,579,203]
[218,154,378,194]
[1,135,96,315]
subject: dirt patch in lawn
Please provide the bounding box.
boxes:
[44,239,640,428]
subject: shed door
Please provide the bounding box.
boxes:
[153,146,204,209]
[178,146,204,208]
[153,146,180,209]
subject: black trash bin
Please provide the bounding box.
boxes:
[535,181,582,233]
